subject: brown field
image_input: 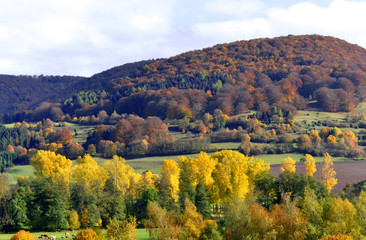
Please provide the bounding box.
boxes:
[270,161,366,194]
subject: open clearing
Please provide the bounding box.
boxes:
[270,160,366,193]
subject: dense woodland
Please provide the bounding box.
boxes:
[4,35,366,124]
[3,35,366,239]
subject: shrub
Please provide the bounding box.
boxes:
[10,230,37,240]
[73,228,101,240]
[318,234,353,240]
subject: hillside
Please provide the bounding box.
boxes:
[3,34,366,122]
[0,60,154,121]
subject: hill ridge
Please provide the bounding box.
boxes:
[3,34,366,122]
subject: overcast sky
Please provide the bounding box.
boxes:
[0,0,365,76]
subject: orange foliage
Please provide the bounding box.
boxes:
[10,230,37,240]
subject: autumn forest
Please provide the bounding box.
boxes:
[2,35,366,239]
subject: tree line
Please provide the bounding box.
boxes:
[2,150,366,239]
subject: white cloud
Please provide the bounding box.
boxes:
[204,0,264,16]
[267,0,366,45]
[193,18,271,44]
[0,0,365,76]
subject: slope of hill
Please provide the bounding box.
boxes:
[0,60,155,121]
[0,75,92,121]
[3,34,366,122]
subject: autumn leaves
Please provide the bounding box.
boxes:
[281,153,337,193]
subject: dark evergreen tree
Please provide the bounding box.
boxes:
[199,223,223,240]
[70,182,100,228]
[99,178,126,226]
[135,188,159,221]
[195,181,211,219]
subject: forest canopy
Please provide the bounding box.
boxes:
[4,35,366,123]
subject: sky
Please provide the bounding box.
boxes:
[0,0,365,77]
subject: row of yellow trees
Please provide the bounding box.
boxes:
[10,149,363,239]
[281,153,337,192]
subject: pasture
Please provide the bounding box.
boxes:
[53,122,96,144]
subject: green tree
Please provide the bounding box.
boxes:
[300,187,323,240]
[223,199,252,239]
[99,179,126,226]
[106,216,138,240]
[135,188,159,221]
[355,190,366,236]
[0,189,13,232]
[199,223,223,240]
[254,171,278,209]
[195,181,211,219]
[28,177,69,231]
[8,187,30,231]
[70,182,100,228]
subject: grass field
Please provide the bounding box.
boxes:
[6,164,34,184]
[255,153,352,164]
[0,229,150,240]
[213,142,240,150]
[53,122,96,144]
[94,153,199,174]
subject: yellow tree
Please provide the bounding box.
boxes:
[356,191,366,236]
[318,235,354,240]
[193,152,217,190]
[30,150,72,192]
[69,209,81,230]
[178,156,198,199]
[210,150,249,203]
[281,157,296,173]
[210,150,269,203]
[145,201,183,240]
[272,193,308,240]
[103,155,139,197]
[74,229,101,240]
[71,154,108,192]
[250,203,277,239]
[0,175,9,199]
[304,154,316,177]
[321,153,337,193]
[136,171,159,197]
[182,198,206,239]
[160,160,180,202]
[309,130,321,147]
[325,198,360,238]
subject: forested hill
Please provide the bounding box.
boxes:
[0,75,86,115]
[0,60,155,120]
[4,34,366,122]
